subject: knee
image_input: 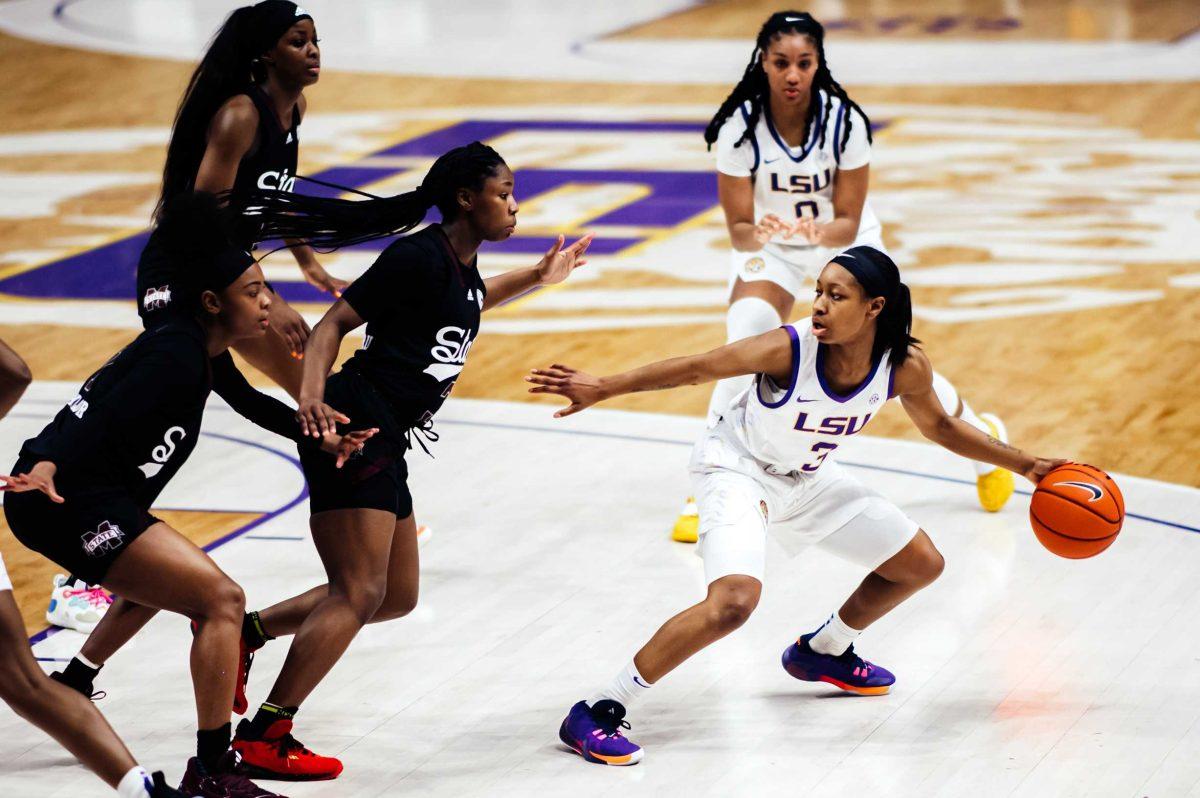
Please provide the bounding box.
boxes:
[706,591,759,634]
[343,581,386,625]
[913,546,945,587]
[198,578,245,623]
[0,659,46,714]
[373,587,417,623]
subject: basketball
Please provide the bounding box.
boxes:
[1029,464,1125,559]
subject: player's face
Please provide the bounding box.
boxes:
[811,262,882,343]
[761,33,818,107]
[266,19,321,86]
[219,264,272,340]
[472,165,519,241]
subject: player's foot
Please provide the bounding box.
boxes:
[416,524,432,547]
[148,770,190,798]
[671,497,699,543]
[49,667,105,701]
[782,633,895,695]
[559,699,643,766]
[232,718,343,781]
[179,752,286,797]
[976,412,1014,513]
[46,573,111,634]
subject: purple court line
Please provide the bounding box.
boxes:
[18,424,308,646]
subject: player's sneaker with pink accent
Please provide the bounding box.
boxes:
[46,574,112,633]
[782,633,895,695]
[559,699,643,766]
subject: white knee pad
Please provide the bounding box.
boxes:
[707,299,784,425]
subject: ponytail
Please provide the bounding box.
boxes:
[830,246,919,367]
[232,141,507,252]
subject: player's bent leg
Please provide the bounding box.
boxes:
[371,512,419,623]
[0,590,136,787]
[51,598,160,701]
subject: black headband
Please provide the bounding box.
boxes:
[199,247,258,294]
[249,1,313,57]
[830,246,898,299]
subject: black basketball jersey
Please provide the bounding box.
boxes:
[137,85,300,319]
[338,225,487,431]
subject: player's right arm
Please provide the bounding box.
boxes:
[296,298,363,438]
[527,328,794,417]
[0,337,32,421]
[194,97,258,194]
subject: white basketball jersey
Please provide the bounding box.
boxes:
[723,318,894,475]
[715,93,880,266]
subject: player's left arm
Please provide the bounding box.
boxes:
[0,337,32,422]
[793,164,867,248]
[482,234,593,311]
[894,348,1064,483]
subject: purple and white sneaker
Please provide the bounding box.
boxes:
[782,633,895,695]
[559,700,643,766]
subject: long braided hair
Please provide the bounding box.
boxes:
[704,11,871,159]
[230,142,508,251]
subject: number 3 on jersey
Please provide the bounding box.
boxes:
[801,441,838,472]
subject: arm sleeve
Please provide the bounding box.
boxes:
[36,350,196,467]
[714,111,757,178]
[210,352,306,444]
[340,241,425,324]
[837,106,872,171]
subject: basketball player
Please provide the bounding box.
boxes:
[529,246,1066,765]
[198,142,590,780]
[2,194,372,797]
[673,11,1011,544]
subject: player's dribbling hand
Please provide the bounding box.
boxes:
[754,214,790,244]
[536,233,594,286]
[0,460,64,503]
[526,364,603,418]
[297,398,350,439]
[1023,457,1071,485]
[271,300,312,359]
[324,427,379,469]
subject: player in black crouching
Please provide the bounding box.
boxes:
[1,194,372,798]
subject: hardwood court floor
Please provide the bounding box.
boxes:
[0,4,1198,639]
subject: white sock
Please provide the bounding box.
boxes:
[116,766,152,798]
[930,370,994,476]
[706,297,783,426]
[808,611,862,656]
[77,652,103,671]
[589,660,653,708]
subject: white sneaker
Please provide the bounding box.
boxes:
[416,525,433,547]
[46,574,112,634]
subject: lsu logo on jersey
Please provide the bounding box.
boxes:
[769,169,832,195]
[793,412,874,436]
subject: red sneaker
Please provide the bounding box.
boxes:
[232,719,343,781]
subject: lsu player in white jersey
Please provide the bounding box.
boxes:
[673,11,1011,543]
[531,246,1066,765]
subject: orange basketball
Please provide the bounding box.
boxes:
[1029,463,1124,559]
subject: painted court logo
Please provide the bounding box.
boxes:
[1054,481,1104,502]
[82,521,124,556]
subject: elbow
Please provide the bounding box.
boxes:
[926,415,956,445]
[1,358,32,390]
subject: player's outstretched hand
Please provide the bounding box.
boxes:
[754,214,791,244]
[536,233,594,286]
[526,364,603,418]
[324,427,379,469]
[296,398,350,439]
[0,460,64,503]
[1023,457,1071,485]
[300,259,349,298]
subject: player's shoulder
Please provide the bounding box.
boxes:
[716,100,758,142]
[208,94,260,149]
[891,346,932,394]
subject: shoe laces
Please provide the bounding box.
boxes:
[589,700,632,738]
[834,644,875,675]
[64,585,112,609]
[275,731,314,758]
